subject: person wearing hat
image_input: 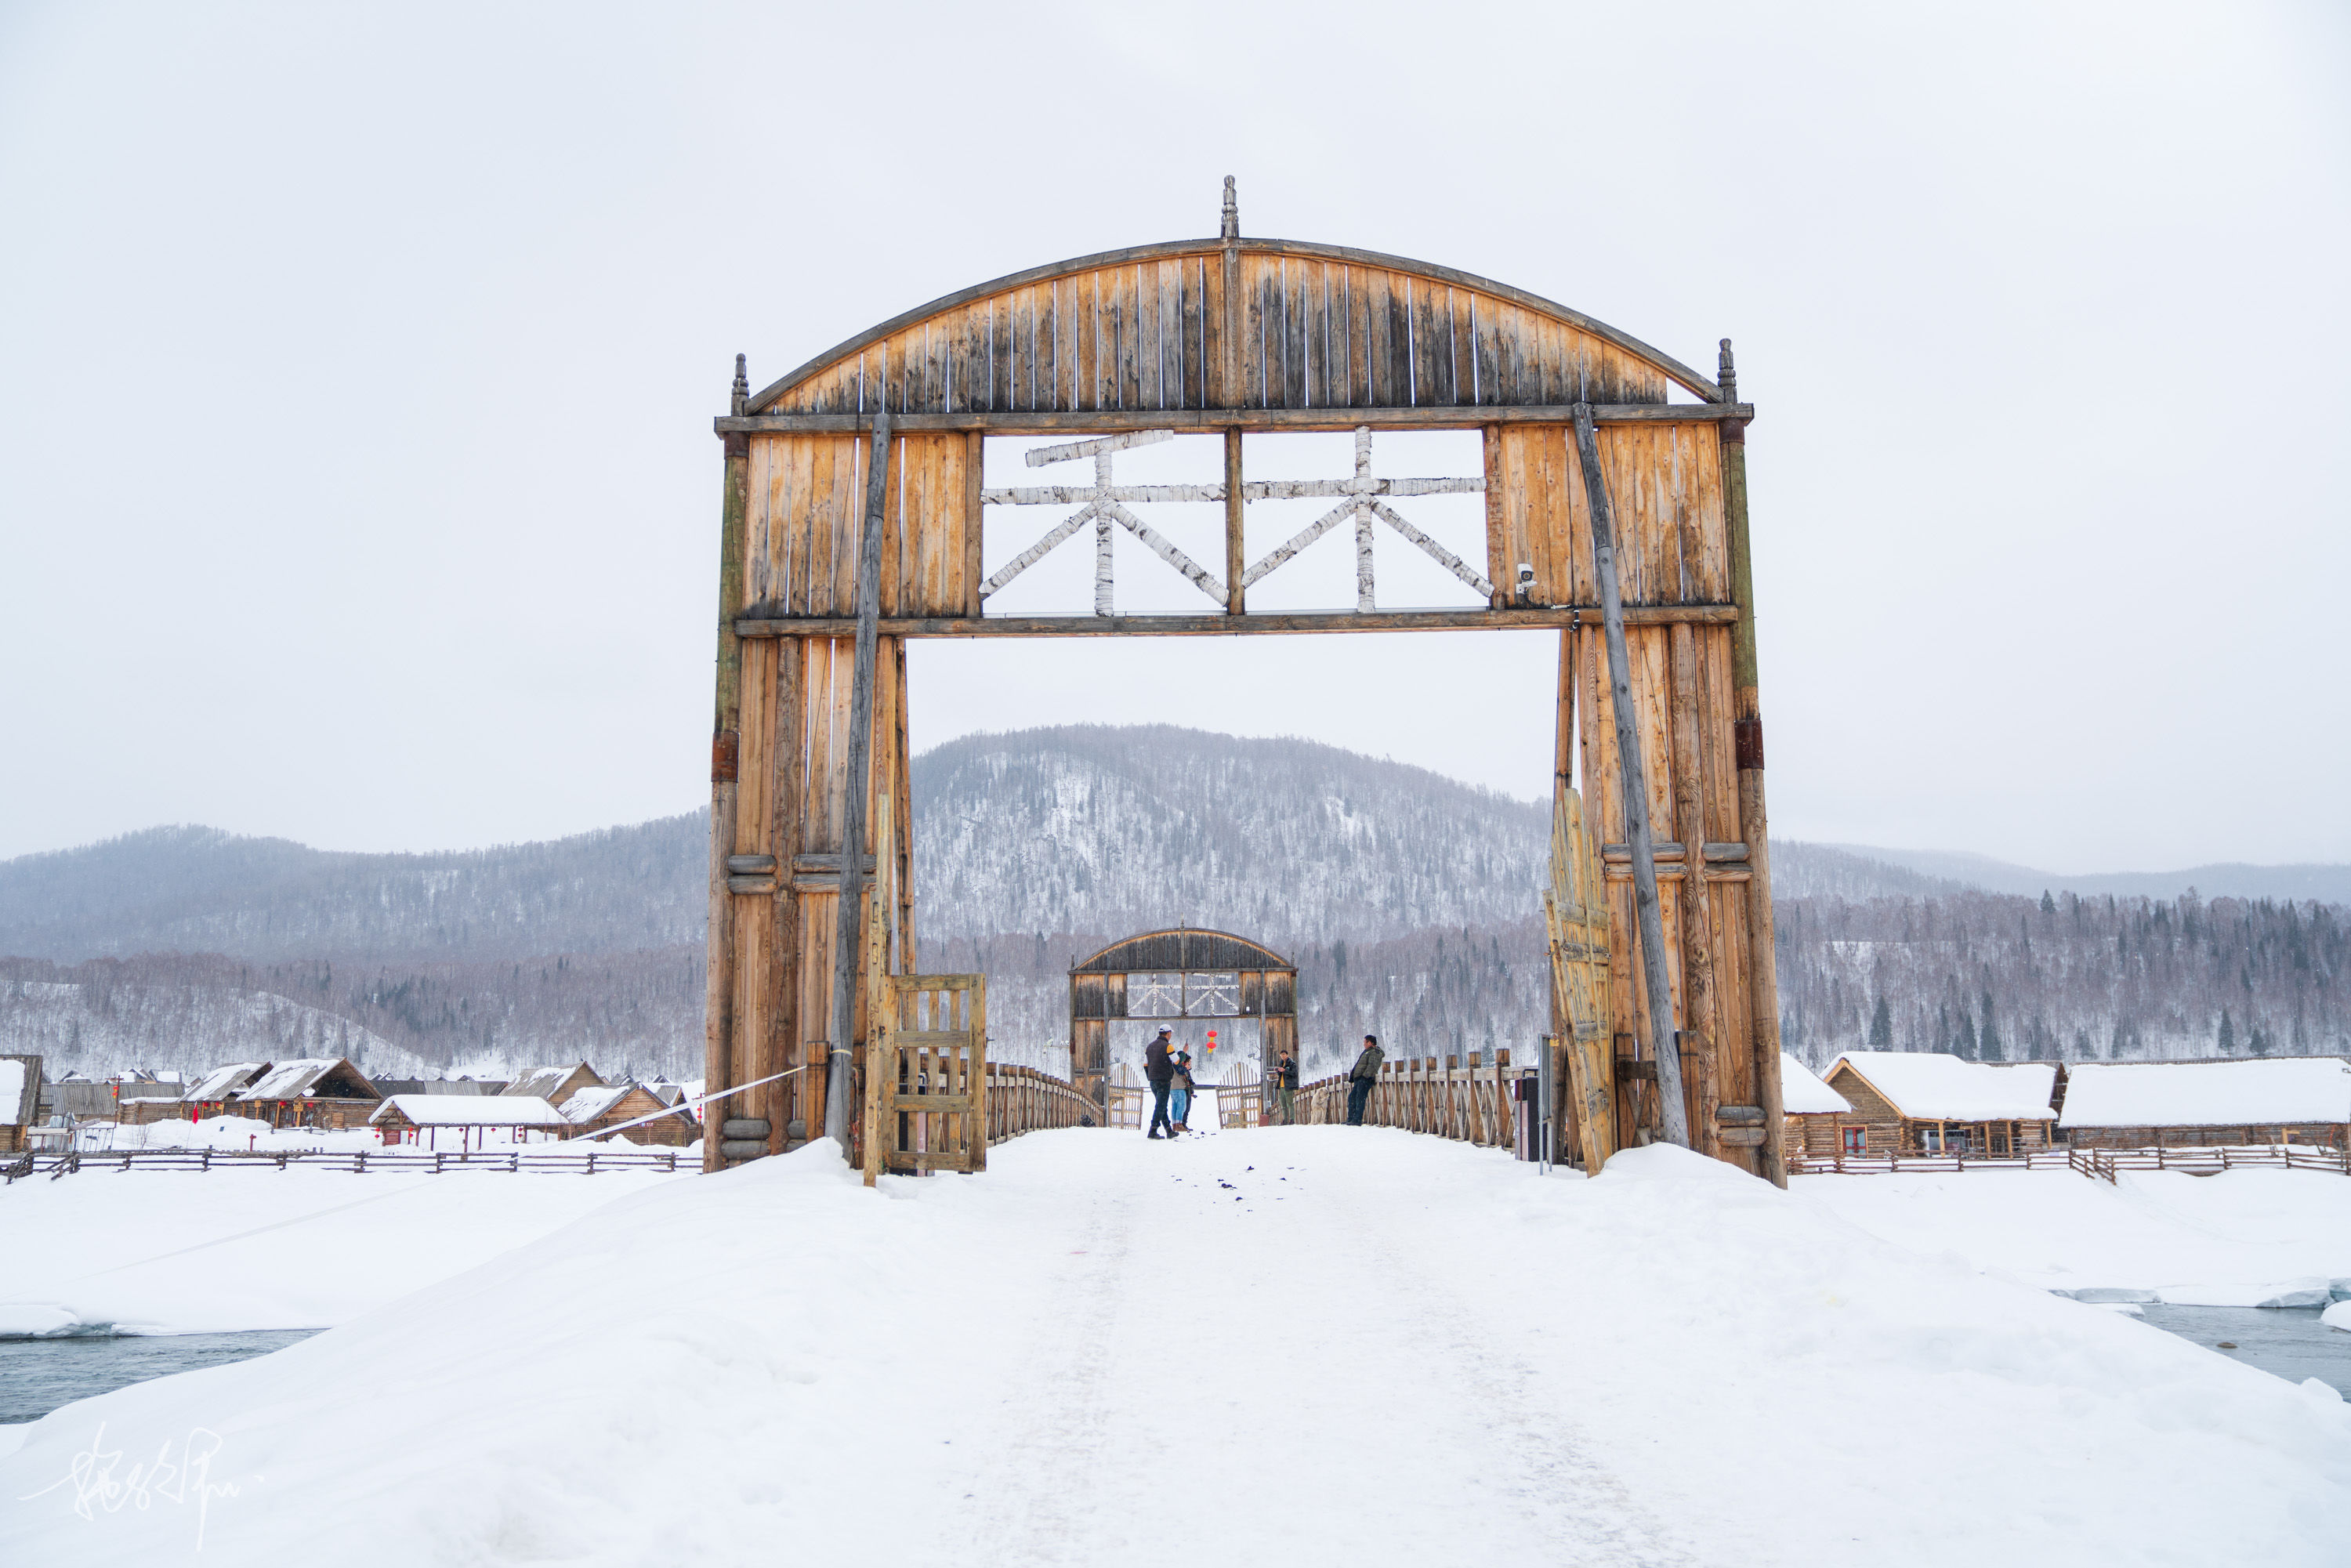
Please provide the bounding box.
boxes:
[1170,1046,1197,1132]
[1143,1027,1178,1139]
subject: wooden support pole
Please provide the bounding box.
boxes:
[1572,402,1690,1150]
[1719,341,1787,1188]
[825,403,893,1150]
[1669,621,1723,1160]
[705,355,751,1174]
[766,636,802,1157]
[1223,429,1245,613]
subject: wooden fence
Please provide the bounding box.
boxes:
[985,1062,1094,1145]
[1787,1144,2351,1182]
[2067,1143,2351,1183]
[4,1145,690,1185]
[1295,1050,1537,1154]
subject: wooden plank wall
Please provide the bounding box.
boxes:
[1518,417,1766,1177]
[766,252,1672,418]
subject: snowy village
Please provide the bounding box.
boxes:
[3,5,2349,1565]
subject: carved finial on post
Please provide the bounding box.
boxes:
[731,353,749,416]
[1718,339,1737,404]
[1221,176,1238,241]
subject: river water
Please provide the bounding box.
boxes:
[0,1331,317,1425]
[2135,1305,2350,1396]
[1,1310,2342,1429]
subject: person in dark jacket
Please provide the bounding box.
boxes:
[1346,1034,1384,1124]
[1144,1027,1177,1139]
[1275,1051,1299,1124]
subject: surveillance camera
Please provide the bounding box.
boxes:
[1514,563,1535,599]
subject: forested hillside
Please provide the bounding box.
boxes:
[1,726,2342,1083]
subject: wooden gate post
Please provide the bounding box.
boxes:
[705,355,751,1174]
[1719,343,1787,1188]
[826,401,894,1150]
[1572,403,1691,1150]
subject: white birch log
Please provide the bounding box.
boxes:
[1354,505,1377,611]
[1105,501,1230,607]
[980,502,1097,599]
[1369,497,1497,596]
[1024,429,1176,467]
[1240,497,1357,588]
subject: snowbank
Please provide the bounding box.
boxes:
[2060,1057,2351,1128]
[1781,1052,1850,1114]
[1795,1164,2351,1298]
[1831,1051,2057,1119]
[2,1132,2346,1563]
[0,1161,688,1335]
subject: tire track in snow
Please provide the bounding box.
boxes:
[1322,1179,1694,1566]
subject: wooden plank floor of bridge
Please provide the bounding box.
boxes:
[932,1128,1690,1566]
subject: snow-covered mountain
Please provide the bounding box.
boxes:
[2,725,2342,1081]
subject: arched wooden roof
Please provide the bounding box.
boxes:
[1071,928,1295,976]
[748,237,1722,420]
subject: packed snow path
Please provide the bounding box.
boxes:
[946,1137,1683,1565]
[4,1129,2349,1565]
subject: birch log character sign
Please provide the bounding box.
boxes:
[704,179,1785,1184]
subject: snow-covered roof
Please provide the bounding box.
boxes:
[558,1084,638,1124]
[186,1062,267,1101]
[0,1058,30,1125]
[1781,1054,1853,1115]
[238,1058,377,1102]
[2059,1058,2351,1129]
[1830,1052,2057,1121]
[503,1064,600,1100]
[371,1095,570,1128]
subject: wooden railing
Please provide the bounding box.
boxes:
[985,1062,1094,1145]
[1788,1144,2351,1182]
[1295,1050,1535,1153]
[2067,1143,2351,1184]
[3,1146,690,1185]
[1786,1150,2078,1176]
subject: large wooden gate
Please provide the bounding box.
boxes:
[702,182,1787,1186]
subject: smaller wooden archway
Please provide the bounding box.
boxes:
[1069,929,1297,1110]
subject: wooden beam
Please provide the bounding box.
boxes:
[1719,339,1788,1190]
[734,605,1733,639]
[719,403,1753,436]
[1574,401,1690,1151]
[705,357,750,1174]
[825,404,892,1150]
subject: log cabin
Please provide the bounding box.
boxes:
[371,1094,570,1150]
[121,1061,273,1126]
[2057,1057,2351,1150]
[230,1058,383,1130]
[1823,1052,2059,1155]
[1780,1052,1857,1156]
[0,1054,36,1153]
[558,1083,697,1146]
[502,1063,604,1105]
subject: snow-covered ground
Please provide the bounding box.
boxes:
[1794,1166,2351,1303]
[3,1130,2346,1564]
[0,1159,688,1337]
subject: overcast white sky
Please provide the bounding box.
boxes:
[2,1,2346,872]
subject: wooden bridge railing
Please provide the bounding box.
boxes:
[2,1146,688,1185]
[985,1062,1094,1145]
[1295,1050,1538,1154]
[1786,1144,2351,1182]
